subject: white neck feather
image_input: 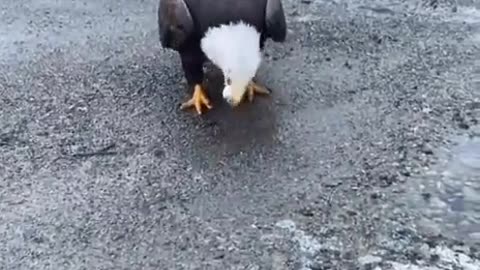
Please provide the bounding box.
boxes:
[200,21,262,84]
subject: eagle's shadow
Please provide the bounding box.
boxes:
[189,63,279,157]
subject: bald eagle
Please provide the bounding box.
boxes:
[157,0,287,114]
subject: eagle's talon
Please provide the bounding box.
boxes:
[246,80,270,102]
[180,84,212,115]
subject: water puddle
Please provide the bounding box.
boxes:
[404,127,480,244]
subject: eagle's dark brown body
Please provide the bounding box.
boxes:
[165,0,268,47]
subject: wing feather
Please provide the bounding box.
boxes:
[265,0,287,42]
[158,0,194,50]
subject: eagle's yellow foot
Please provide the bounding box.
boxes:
[180,84,212,115]
[246,80,271,102]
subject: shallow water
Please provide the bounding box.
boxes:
[405,127,480,243]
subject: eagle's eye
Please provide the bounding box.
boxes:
[226,77,231,85]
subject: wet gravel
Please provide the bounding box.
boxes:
[1,0,479,269]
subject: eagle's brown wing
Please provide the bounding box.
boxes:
[157,0,195,50]
[265,0,287,42]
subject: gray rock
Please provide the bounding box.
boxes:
[358,255,382,265]
[417,218,442,237]
[469,232,480,243]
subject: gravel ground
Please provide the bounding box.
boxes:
[1,0,479,269]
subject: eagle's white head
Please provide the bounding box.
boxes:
[201,21,262,106]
